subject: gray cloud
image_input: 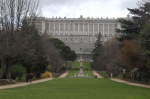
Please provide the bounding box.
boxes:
[40,0,138,18]
[40,0,84,6]
[119,0,137,9]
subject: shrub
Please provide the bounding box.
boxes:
[41,71,53,78]
[11,64,26,80]
[99,71,109,78]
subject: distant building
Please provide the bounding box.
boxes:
[34,15,121,61]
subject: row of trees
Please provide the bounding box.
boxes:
[92,0,150,82]
[0,0,77,80]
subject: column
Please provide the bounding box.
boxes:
[49,22,50,35]
[93,24,94,35]
[88,23,89,35]
[83,23,85,35]
[78,23,79,35]
[42,21,45,33]
[59,22,60,35]
[73,22,75,35]
[98,24,99,33]
[108,24,110,35]
[54,22,55,35]
[64,23,65,35]
[103,24,105,35]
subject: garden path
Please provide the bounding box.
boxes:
[92,71,103,78]
[59,71,69,78]
[0,78,53,90]
[111,78,150,88]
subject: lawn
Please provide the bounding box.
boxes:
[0,78,150,99]
[66,70,94,77]
[71,62,91,70]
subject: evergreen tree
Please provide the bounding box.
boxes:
[92,32,104,69]
[50,38,77,62]
[141,23,150,67]
[116,1,150,40]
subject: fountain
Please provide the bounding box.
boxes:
[78,56,84,76]
[70,56,92,78]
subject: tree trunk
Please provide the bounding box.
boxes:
[0,58,6,79]
[6,59,11,79]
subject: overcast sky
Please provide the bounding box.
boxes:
[40,0,138,18]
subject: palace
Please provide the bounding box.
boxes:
[34,15,123,61]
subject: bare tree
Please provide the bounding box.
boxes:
[0,0,40,79]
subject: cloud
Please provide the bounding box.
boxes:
[40,0,84,6]
[119,0,137,9]
[40,0,138,18]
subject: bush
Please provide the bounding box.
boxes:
[118,73,123,79]
[41,71,53,78]
[11,64,26,80]
[99,71,109,78]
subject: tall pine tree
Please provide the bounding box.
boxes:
[92,32,104,69]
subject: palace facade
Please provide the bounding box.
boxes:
[34,15,121,61]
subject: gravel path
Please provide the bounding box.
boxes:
[59,71,69,78]
[110,78,150,88]
[0,78,53,90]
[92,71,103,78]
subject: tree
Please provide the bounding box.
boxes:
[91,32,104,69]
[103,38,121,74]
[11,64,26,80]
[141,23,150,67]
[116,1,150,40]
[43,37,65,73]
[22,22,48,78]
[0,0,40,79]
[119,40,144,69]
[50,38,65,49]
[50,38,77,62]
[115,0,149,72]
[60,45,77,61]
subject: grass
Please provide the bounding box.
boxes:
[67,70,94,77]
[71,62,91,70]
[67,62,94,77]
[1,62,150,99]
[0,78,150,99]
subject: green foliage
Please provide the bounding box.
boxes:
[141,23,150,67]
[60,45,76,61]
[99,71,109,78]
[50,38,77,61]
[92,32,104,69]
[50,38,65,49]
[71,62,91,70]
[115,1,150,80]
[11,64,26,80]
[92,32,103,59]
[19,20,48,78]
[116,2,150,42]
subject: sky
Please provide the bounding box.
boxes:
[40,0,138,18]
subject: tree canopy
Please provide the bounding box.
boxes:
[116,1,150,40]
[50,38,77,62]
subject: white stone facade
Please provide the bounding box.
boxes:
[34,15,120,58]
